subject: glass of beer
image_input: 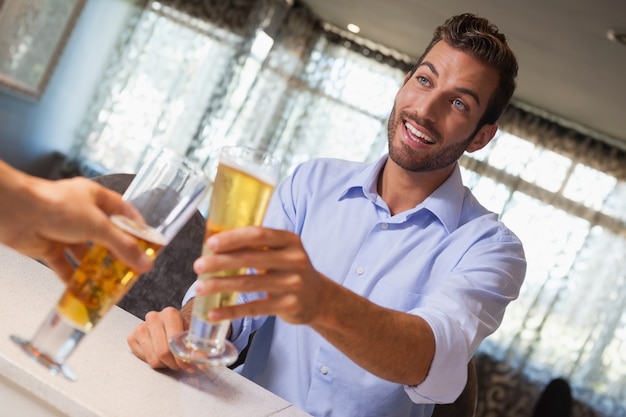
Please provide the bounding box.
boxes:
[10,147,211,381]
[169,145,280,367]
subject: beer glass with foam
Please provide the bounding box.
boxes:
[169,145,280,367]
[11,147,210,380]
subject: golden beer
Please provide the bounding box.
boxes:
[57,215,166,332]
[12,148,210,379]
[193,159,276,321]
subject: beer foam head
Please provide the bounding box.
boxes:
[111,215,167,246]
[219,154,280,186]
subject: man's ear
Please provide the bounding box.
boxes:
[467,123,498,153]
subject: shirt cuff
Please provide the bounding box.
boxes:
[182,281,198,306]
[404,311,469,404]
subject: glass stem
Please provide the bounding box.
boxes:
[186,315,231,354]
[31,309,86,364]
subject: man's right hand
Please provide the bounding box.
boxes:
[127,302,195,372]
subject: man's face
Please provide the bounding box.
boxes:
[387,41,499,173]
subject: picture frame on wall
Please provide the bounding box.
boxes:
[0,0,86,99]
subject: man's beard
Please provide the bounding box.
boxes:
[387,106,476,172]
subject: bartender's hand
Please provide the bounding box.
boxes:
[0,163,153,281]
[193,226,328,325]
[127,304,196,372]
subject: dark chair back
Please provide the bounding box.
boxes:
[532,378,573,417]
[91,173,205,319]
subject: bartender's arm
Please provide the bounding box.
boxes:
[0,160,153,281]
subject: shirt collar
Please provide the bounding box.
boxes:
[338,154,387,202]
[419,164,465,234]
[339,154,466,233]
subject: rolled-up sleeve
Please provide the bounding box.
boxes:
[405,232,526,403]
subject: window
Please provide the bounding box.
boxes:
[75,3,244,174]
[462,132,626,413]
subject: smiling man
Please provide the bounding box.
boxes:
[128,13,526,417]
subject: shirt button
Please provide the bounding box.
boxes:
[320,366,329,375]
[381,223,389,230]
[356,266,365,275]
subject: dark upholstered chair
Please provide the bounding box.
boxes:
[532,378,573,417]
[91,173,206,319]
[431,358,478,417]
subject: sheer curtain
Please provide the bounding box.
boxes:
[463,106,626,417]
[67,1,625,416]
[69,0,262,175]
[68,0,408,178]
[184,2,410,179]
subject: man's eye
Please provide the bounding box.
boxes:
[417,76,430,86]
[453,99,467,111]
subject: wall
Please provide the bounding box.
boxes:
[0,0,138,177]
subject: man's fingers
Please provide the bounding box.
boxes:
[143,308,195,371]
[206,226,295,253]
[160,308,196,372]
[142,311,178,369]
[196,272,297,296]
[208,296,295,322]
[126,323,149,362]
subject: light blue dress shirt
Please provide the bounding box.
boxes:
[185,155,526,417]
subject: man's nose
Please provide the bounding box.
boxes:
[413,93,442,123]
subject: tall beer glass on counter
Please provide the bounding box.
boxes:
[11,148,210,380]
[169,145,280,367]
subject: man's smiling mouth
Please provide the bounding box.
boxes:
[405,122,435,145]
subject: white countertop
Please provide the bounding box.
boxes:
[0,244,310,417]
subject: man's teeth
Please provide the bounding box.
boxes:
[405,122,434,144]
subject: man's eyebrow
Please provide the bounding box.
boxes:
[456,87,481,107]
[418,61,481,107]
[419,61,438,77]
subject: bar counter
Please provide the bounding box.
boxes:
[0,244,311,417]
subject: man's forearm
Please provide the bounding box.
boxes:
[310,277,435,386]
